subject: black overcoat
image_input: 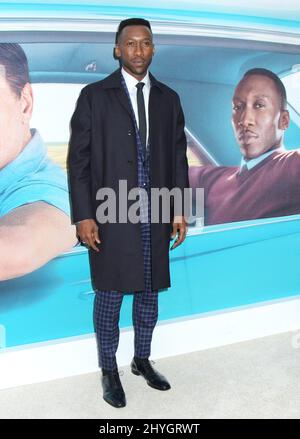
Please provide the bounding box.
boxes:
[67,69,188,291]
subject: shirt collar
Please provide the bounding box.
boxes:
[240,146,286,171]
[121,67,150,93]
[0,129,46,192]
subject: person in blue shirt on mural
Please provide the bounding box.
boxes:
[0,43,76,281]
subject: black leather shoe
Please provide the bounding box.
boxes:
[101,370,126,408]
[131,357,171,391]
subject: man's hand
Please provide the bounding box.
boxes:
[76,219,101,252]
[170,216,188,250]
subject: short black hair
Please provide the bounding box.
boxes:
[0,43,29,97]
[115,18,152,44]
[242,68,287,110]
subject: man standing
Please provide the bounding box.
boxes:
[68,18,189,408]
[189,68,295,225]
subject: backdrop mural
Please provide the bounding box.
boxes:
[0,1,299,352]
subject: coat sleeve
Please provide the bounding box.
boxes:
[67,87,95,224]
[174,94,189,216]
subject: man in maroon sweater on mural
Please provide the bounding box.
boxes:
[189,68,300,226]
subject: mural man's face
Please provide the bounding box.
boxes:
[232,74,289,160]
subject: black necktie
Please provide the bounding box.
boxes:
[136,82,147,156]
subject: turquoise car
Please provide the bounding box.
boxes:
[0,1,300,350]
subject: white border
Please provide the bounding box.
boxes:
[1,296,300,390]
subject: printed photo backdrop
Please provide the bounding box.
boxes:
[0,12,300,350]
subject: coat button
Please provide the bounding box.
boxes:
[128,130,132,136]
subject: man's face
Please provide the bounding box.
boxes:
[0,67,32,169]
[114,25,154,80]
[231,74,289,160]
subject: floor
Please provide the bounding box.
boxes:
[1,331,300,419]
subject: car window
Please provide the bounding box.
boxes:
[31,83,210,169]
[26,38,299,229]
[282,69,300,121]
[31,83,84,170]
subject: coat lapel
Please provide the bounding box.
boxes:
[102,68,133,118]
[102,69,164,133]
[148,74,163,147]
[115,88,133,119]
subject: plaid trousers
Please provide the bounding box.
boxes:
[94,289,158,370]
[93,74,158,371]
